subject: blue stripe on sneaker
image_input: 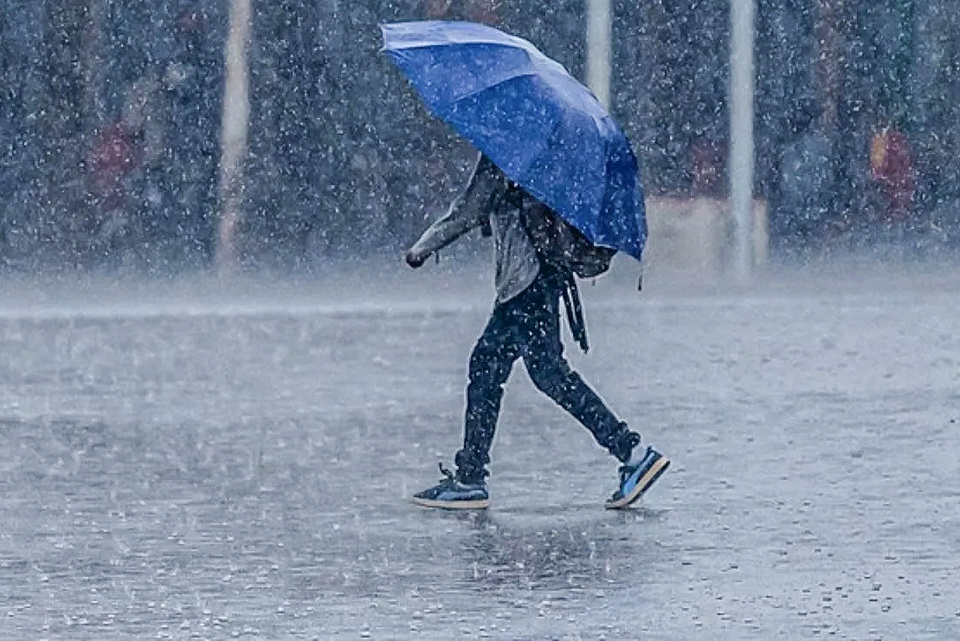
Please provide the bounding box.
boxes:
[606,449,669,509]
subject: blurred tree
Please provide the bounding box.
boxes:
[913,0,960,239]
[37,3,95,264]
[0,2,45,267]
[426,0,498,23]
[613,0,728,196]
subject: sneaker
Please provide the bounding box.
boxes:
[412,463,490,510]
[605,446,670,509]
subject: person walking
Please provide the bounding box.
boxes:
[406,153,669,510]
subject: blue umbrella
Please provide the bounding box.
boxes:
[380,20,646,262]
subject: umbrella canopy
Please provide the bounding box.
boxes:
[381,20,646,262]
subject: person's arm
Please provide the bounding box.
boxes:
[406,154,500,267]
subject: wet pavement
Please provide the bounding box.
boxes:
[1,261,959,639]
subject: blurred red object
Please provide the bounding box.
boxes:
[869,126,914,223]
[87,121,142,209]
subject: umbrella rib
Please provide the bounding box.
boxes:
[453,71,537,104]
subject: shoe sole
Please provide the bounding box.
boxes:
[604,456,670,510]
[411,496,490,510]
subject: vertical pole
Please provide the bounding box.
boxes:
[815,0,840,135]
[729,0,756,280]
[586,0,612,108]
[217,0,252,272]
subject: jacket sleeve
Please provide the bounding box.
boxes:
[407,154,500,260]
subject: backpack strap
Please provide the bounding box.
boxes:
[559,270,589,353]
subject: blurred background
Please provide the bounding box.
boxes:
[1,0,957,275]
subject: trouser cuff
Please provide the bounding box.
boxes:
[455,449,490,485]
[611,428,642,463]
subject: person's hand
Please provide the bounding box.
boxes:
[405,250,427,269]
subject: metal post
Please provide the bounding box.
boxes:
[729,0,755,280]
[586,0,612,108]
[217,0,252,272]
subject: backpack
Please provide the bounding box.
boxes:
[480,160,616,280]
[518,196,616,279]
[485,178,616,279]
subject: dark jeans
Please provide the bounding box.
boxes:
[454,267,640,485]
